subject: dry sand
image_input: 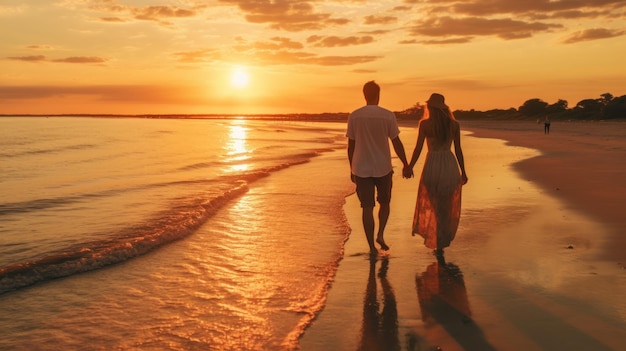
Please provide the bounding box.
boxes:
[298,120,626,351]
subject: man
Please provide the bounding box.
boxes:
[347,81,409,256]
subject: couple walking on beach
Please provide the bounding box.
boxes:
[347,81,468,257]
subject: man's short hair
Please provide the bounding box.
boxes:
[363,81,380,102]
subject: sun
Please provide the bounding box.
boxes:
[231,67,249,88]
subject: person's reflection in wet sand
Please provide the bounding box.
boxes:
[415,256,496,350]
[358,257,400,351]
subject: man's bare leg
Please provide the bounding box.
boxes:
[376,202,390,250]
[362,206,377,255]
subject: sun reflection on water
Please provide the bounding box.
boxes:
[226,122,250,172]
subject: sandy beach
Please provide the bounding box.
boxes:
[299,120,626,351]
[463,120,626,264]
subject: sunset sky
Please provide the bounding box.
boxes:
[1,0,625,115]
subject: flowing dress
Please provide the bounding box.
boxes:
[412,135,462,250]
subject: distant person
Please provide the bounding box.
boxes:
[347,81,410,255]
[544,116,551,134]
[403,93,468,258]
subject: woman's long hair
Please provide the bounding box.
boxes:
[422,106,456,144]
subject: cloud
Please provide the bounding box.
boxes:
[254,37,304,50]
[392,6,412,11]
[26,45,53,50]
[87,1,198,25]
[6,55,107,64]
[250,50,381,66]
[131,6,195,22]
[7,55,47,62]
[218,0,348,31]
[232,37,381,66]
[562,28,626,43]
[99,17,126,23]
[307,35,375,47]
[361,29,392,35]
[305,55,381,66]
[51,57,107,64]
[450,0,626,17]
[0,85,202,104]
[418,37,475,45]
[533,10,608,20]
[409,16,562,40]
[364,15,397,25]
[173,49,220,63]
[400,0,626,44]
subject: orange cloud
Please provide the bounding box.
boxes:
[562,28,626,43]
[532,10,608,20]
[254,37,304,50]
[451,0,625,17]
[132,6,195,22]
[7,55,47,62]
[392,6,412,11]
[307,35,374,47]
[418,37,475,45]
[26,45,52,50]
[51,57,107,64]
[99,17,126,22]
[409,16,562,40]
[364,15,397,25]
[249,49,381,66]
[7,55,107,64]
[173,49,220,63]
[361,29,392,35]
[402,0,625,44]
[0,85,204,105]
[218,0,348,31]
[86,1,197,25]
[232,36,380,66]
[306,55,381,66]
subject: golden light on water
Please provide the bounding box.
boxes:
[228,125,247,154]
[230,164,249,172]
[227,123,250,172]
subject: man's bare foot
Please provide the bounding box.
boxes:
[376,237,390,251]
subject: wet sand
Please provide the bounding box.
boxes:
[462,120,626,264]
[298,120,626,351]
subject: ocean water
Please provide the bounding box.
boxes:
[0,116,354,350]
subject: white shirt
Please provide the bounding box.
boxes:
[346,104,400,178]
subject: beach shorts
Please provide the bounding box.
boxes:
[354,171,393,208]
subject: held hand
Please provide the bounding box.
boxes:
[402,165,414,179]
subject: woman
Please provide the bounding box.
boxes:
[403,93,468,257]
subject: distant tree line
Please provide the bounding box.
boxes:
[396,93,626,121]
